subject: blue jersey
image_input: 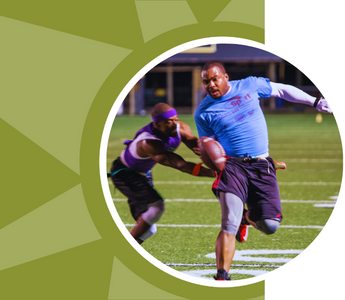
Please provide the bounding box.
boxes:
[194,76,272,157]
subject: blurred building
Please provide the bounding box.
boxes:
[123,44,322,115]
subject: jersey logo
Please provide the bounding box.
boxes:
[226,96,241,107]
[226,94,251,108]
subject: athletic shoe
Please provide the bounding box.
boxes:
[214,277,231,281]
[236,223,248,242]
[213,269,231,281]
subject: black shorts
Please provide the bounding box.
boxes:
[110,157,163,220]
[213,157,282,223]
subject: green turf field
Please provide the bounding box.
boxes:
[106,113,342,281]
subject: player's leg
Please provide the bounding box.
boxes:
[243,210,280,234]
[130,216,151,244]
[215,191,243,280]
[246,157,283,235]
[110,158,164,243]
[130,199,165,243]
[255,219,279,234]
[136,224,157,244]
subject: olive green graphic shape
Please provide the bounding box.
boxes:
[0,0,264,48]
[214,0,264,28]
[135,0,264,43]
[135,1,198,43]
[0,0,265,299]
[109,256,187,299]
[0,118,80,229]
[0,184,102,271]
[186,0,234,22]
[0,237,115,300]
[0,16,132,175]
[0,118,110,299]
[0,1,143,49]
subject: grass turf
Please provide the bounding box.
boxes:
[105,113,342,281]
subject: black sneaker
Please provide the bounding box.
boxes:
[213,269,231,281]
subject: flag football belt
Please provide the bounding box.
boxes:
[107,168,130,178]
[107,168,149,178]
[225,153,286,171]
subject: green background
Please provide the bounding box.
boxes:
[0,0,268,299]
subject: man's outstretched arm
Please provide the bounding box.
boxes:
[270,82,332,113]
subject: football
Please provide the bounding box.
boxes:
[199,137,226,172]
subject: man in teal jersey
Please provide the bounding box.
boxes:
[194,61,332,281]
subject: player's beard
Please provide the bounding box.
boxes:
[169,129,177,137]
[167,126,178,137]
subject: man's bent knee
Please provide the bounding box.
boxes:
[221,223,239,235]
[256,219,280,235]
[142,200,165,225]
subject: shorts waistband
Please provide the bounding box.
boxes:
[229,152,269,162]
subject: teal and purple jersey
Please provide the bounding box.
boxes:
[195,76,272,157]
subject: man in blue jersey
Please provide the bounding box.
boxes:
[194,61,332,281]
[110,102,215,244]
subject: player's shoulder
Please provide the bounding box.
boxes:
[241,76,262,83]
[139,137,164,150]
[139,130,157,138]
[236,76,270,90]
[245,76,270,84]
[195,95,213,113]
[137,130,162,142]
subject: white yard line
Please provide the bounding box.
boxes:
[167,263,280,268]
[278,182,341,186]
[182,268,268,279]
[182,158,342,163]
[122,224,324,229]
[113,198,336,204]
[110,180,341,185]
[313,203,336,208]
[278,158,342,163]
[178,249,305,279]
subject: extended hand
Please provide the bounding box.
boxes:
[316,98,332,114]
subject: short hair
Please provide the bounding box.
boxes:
[202,61,226,75]
[151,102,174,117]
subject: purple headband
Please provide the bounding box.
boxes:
[152,108,177,122]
